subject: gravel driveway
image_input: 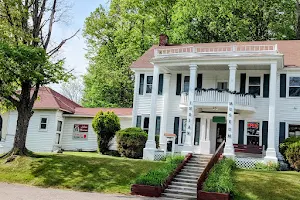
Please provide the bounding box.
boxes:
[0,183,162,200]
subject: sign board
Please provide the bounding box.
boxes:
[213,116,226,123]
[73,124,88,140]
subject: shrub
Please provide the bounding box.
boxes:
[279,136,300,158]
[116,127,148,158]
[135,156,184,186]
[254,162,279,171]
[155,135,160,148]
[203,158,235,194]
[285,141,300,169]
[92,111,120,154]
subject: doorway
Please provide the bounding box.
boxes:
[216,123,226,150]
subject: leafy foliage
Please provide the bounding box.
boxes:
[254,162,279,171]
[92,111,121,154]
[203,158,236,194]
[279,136,300,157]
[135,155,184,186]
[116,127,147,158]
[285,141,300,170]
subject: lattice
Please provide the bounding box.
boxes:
[154,150,165,161]
[235,157,264,169]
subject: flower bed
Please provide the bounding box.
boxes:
[131,153,192,197]
[198,158,235,200]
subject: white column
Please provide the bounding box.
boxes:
[200,117,211,154]
[182,64,198,155]
[131,72,140,127]
[264,62,278,163]
[143,65,159,160]
[223,63,237,158]
[160,73,171,151]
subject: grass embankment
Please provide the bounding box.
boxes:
[234,169,300,200]
[0,152,164,194]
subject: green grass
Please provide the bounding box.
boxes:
[234,169,300,200]
[0,152,165,194]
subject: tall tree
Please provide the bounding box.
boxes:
[0,0,78,158]
[61,78,84,104]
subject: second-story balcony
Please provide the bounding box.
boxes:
[180,89,256,112]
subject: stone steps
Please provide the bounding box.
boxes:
[161,192,197,199]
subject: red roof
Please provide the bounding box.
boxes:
[74,107,132,117]
[130,40,300,68]
[33,87,82,113]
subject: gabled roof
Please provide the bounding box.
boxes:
[74,107,132,117]
[33,87,82,113]
[130,40,300,68]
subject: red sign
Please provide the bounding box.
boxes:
[74,124,88,132]
[247,122,259,129]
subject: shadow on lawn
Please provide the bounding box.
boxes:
[29,154,154,193]
[234,170,300,200]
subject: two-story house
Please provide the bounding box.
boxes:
[131,35,300,163]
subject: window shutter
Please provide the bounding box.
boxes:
[194,118,201,145]
[263,74,270,98]
[280,74,286,98]
[240,73,246,93]
[279,122,286,144]
[262,121,268,150]
[176,74,182,95]
[139,74,144,95]
[238,120,244,144]
[158,74,164,95]
[136,116,142,128]
[174,117,180,144]
[197,74,203,89]
[155,116,161,135]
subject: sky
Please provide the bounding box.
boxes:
[51,0,109,90]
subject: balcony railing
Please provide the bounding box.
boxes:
[154,44,277,57]
[180,89,255,108]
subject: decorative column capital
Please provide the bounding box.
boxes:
[189,64,198,71]
[228,63,238,70]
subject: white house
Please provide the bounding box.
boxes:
[131,35,300,163]
[0,87,132,154]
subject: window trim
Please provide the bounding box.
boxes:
[285,121,300,138]
[287,75,300,98]
[246,75,263,97]
[216,81,228,90]
[39,116,49,131]
[178,117,187,145]
[244,120,262,146]
[182,76,190,93]
[141,115,150,133]
[145,76,153,94]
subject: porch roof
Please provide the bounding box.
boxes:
[130,40,300,69]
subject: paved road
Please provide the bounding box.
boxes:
[0,183,162,200]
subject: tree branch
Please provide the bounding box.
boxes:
[47,29,80,56]
[44,0,57,49]
[29,83,40,109]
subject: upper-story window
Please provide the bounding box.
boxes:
[217,82,228,90]
[248,77,261,95]
[289,77,300,97]
[40,117,48,131]
[146,76,153,93]
[183,76,190,93]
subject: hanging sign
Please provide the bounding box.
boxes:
[73,124,88,140]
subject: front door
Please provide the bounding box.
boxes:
[216,123,226,150]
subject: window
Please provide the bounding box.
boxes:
[57,121,62,132]
[56,120,63,145]
[217,82,228,90]
[40,117,48,130]
[155,116,161,135]
[181,119,187,144]
[143,117,149,134]
[288,124,300,137]
[247,122,260,146]
[136,116,142,128]
[248,77,261,95]
[183,76,190,93]
[146,76,153,93]
[289,77,300,97]
[139,74,144,95]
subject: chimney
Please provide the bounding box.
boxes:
[159,34,169,46]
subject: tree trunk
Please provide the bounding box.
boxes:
[296,1,300,39]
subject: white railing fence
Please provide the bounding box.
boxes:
[155,44,277,57]
[235,157,264,169]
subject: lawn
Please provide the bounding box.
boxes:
[234,169,300,200]
[0,152,165,194]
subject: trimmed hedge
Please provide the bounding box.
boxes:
[135,156,184,186]
[254,162,279,171]
[279,136,300,157]
[285,141,300,170]
[203,158,236,194]
[116,127,147,158]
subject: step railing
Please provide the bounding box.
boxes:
[197,140,225,193]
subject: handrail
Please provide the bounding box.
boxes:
[197,140,225,192]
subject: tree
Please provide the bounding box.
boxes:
[92,111,120,154]
[0,0,78,158]
[61,78,84,104]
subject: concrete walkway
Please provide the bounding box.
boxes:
[0,183,162,200]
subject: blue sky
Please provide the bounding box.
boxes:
[53,0,109,77]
